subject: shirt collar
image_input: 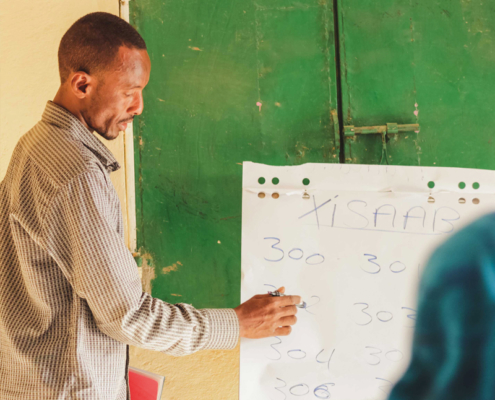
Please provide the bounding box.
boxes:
[41,101,121,173]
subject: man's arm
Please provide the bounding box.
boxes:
[41,169,299,355]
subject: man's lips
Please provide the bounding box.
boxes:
[118,119,133,130]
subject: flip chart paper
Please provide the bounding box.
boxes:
[240,162,495,400]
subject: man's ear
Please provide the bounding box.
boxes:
[69,72,94,99]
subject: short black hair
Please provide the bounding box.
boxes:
[58,12,147,84]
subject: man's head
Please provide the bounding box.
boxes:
[57,12,150,140]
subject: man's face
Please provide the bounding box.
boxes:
[82,46,151,140]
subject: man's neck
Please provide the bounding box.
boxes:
[53,87,91,131]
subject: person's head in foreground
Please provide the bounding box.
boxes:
[389,213,495,399]
[55,12,150,141]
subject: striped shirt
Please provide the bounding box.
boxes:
[0,101,239,400]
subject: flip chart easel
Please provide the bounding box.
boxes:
[240,162,495,400]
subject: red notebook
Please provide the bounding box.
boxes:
[129,367,165,400]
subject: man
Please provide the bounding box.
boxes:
[0,12,300,399]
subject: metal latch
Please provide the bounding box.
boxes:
[344,123,419,138]
[344,123,419,164]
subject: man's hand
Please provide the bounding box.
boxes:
[234,287,301,339]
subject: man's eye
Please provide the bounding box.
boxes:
[125,93,133,97]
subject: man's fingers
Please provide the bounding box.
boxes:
[276,287,286,294]
[278,305,298,317]
[277,295,302,307]
[274,326,292,336]
[278,315,297,326]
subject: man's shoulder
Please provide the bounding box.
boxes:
[19,120,108,188]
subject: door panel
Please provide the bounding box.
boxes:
[339,0,495,168]
[131,0,339,308]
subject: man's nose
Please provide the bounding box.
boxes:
[129,92,144,115]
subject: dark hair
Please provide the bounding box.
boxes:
[58,12,147,84]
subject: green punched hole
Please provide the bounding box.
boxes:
[459,182,466,189]
[272,177,280,185]
[303,178,310,186]
[473,182,480,190]
[258,177,266,185]
[428,181,435,189]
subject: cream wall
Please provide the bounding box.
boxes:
[0,0,127,233]
[130,345,239,400]
[0,1,239,399]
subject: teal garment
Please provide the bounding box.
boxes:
[389,212,495,400]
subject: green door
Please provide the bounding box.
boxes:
[339,0,495,169]
[131,0,494,311]
[131,0,340,308]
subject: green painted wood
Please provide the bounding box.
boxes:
[339,0,495,169]
[130,0,339,308]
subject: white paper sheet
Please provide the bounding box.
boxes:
[240,162,495,400]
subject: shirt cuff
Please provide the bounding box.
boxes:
[201,309,239,350]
